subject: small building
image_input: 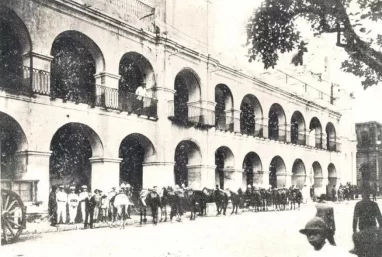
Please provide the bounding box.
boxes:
[356,121,382,193]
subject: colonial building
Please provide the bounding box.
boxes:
[356,122,382,192]
[0,0,356,212]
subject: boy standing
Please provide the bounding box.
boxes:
[299,217,353,257]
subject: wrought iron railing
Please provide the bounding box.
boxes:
[215,113,235,132]
[315,135,323,149]
[291,132,306,146]
[107,0,155,23]
[119,92,157,118]
[327,140,338,152]
[168,100,215,128]
[95,85,119,109]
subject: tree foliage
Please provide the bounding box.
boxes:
[51,37,96,103]
[247,0,382,88]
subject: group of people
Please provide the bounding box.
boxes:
[242,184,310,212]
[299,192,382,257]
[48,183,134,229]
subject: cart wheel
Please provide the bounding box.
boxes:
[1,189,26,243]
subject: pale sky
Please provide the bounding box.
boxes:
[212,0,382,124]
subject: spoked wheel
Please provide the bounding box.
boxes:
[1,189,26,244]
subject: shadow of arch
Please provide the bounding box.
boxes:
[269,156,286,188]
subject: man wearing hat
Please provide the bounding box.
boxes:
[353,192,382,233]
[67,186,79,224]
[299,217,352,256]
[56,185,68,224]
[315,194,336,246]
[78,185,88,222]
[146,186,161,225]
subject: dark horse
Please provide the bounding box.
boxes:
[202,188,228,215]
[228,190,243,214]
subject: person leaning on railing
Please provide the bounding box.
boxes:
[135,82,147,116]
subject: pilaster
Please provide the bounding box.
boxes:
[13,151,52,204]
[232,109,242,134]
[142,162,175,188]
[223,168,243,190]
[89,157,121,192]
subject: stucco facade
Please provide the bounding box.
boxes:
[0,0,357,212]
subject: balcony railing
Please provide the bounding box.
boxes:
[328,140,340,152]
[216,113,235,132]
[119,92,157,118]
[315,135,323,149]
[291,133,307,146]
[168,100,215,128]
[95,85,119,110]
[269,128,287,142]
[108,0,155,23]
[23,66,50,95]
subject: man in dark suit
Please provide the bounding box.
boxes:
[353,192,382,232]
[84,189,97,229]
[315,194,336,246]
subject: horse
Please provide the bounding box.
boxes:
[278,189,287,211]
[252,189,262,212]
[260,188,270,211]
[228,189,243,214]
[202,188,228,215]
[109,191,133,228]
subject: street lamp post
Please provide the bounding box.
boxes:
[376,138,381,194]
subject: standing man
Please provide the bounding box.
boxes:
[48,185,58,227]
[84,190,96,229]
[147,186,161,225]
[67,186,79,224]
[315,194,336,246]
[56,185,67,224]
[93,189,102,223]
[353,192,382,232]
[78,185,88,222]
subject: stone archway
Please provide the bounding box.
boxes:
[328,163,338,193]
[291,111,306,145]
[215,146,235,189]
[50,31,105,104]
[326,123,337,151]
[172,69,201,125]
[240,94,263,136]
[0,6,32,93]
[269,156,286,188]
[0,112,28,180]
[215,84,234,131]
[118,52,156,116]
[309,117,323,148]
[49,123,103,190]
[119,133,155,196]
[268,104,286,141]
[292,159,306,189]
[243,152,262,187]
[312,161,325,196]
[174,140,202,188]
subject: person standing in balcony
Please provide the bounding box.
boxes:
[135,81,147,116]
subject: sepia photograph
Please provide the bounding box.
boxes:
[0,0,381,256]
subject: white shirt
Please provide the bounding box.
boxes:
[67,193,79,207]
[135,86,147,100]
[56,191,67,203]
[78,191,89,201]
[305,243,354,257]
